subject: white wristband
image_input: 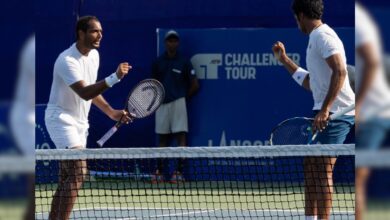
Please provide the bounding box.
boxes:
[105,72,121,87]
[292,67,309,86]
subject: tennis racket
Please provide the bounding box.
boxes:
[97,79,165,147]
[270,104,355,145]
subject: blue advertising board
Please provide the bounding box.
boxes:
[157,28,354,147]
[155,28,355,183]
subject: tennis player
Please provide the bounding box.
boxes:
[272,0,355,219]
[355,3,390,220]
[45,16,133,220]
[10,34,35,220]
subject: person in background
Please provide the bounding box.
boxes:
[151,30,199,183]
[10,34,35,220]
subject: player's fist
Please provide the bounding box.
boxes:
[272,41,286,61]
[116,62,132,79]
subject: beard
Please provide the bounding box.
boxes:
[84,38,100,49]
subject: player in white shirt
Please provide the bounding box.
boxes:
[355,3,390,220]
[45,16,133,220]
[272,0,355,219]
[10,34,35,220]
[10,35,35,156]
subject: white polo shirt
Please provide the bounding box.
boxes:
[46,43,99,126]
[355,4,390,120]
[306,24,355,115]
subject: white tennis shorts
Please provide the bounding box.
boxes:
[45,109,89,149]
[155,97,188,134]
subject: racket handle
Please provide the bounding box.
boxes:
[309,132,318,144]
[97,126,118,147]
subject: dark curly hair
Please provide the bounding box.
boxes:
[291,0,324,20]
[76,15,100,40]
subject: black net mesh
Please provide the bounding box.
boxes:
[35,145,354,219]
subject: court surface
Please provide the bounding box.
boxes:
[35,180,355,220]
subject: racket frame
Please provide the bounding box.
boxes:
[96,79,164,147]
[269,104,355,145]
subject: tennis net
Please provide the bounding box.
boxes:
[0,155,34,220]
[35,144,354,219]
[356,149,390,220]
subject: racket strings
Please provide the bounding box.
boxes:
[127,80,164,118]
[129,91,161,114]
[271,118,314,145]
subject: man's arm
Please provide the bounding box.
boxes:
[92,95,115,119]
[355,42,380,115]
[70,80,109,101]
[92,95,132,123]
[185,61,200,98]
[187,78,199,98]
[312,53,347,132]
[70,62,131,101]
[272,41,310,90]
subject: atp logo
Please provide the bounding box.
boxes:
[191,54,223,79]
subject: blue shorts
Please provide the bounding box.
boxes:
[356,118,390,150]
[312,111,355,145]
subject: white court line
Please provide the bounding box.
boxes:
[114,209,218,220]
[36,207,355,212]
[116,218,138,220]
[36,207,355,213]
[36,207,354,219]
[149,209,217,218]
[248,209,355,214]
